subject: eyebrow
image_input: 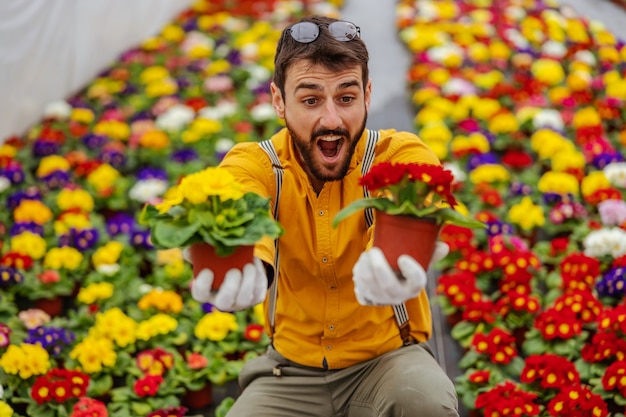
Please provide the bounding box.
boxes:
[294,79,361,93]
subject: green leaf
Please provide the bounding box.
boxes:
[332,198,393,227]
[152,219,201,248]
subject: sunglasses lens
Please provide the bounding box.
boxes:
[289,22,320,43]
[328,22,359,41]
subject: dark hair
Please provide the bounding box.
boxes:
[273,15,369,99]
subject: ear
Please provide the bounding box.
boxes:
[364,78,372,111]
[270,82,285,119]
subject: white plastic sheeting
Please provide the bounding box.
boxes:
[0,0,193,141]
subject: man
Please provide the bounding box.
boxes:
[190,14,459,417]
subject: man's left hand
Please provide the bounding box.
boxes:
[352,242,449,306]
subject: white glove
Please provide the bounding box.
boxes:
[189,257,267,311]
[352,242,450,306]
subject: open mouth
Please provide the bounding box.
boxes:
[316,135,344,161]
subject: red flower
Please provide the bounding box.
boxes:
[0,251,33,270]
[134,374,163,397]
[559,252,601,292]
[475,381,540,416]
[501,150,534,169]
[582,332,626,363]
[146,406,188,417]
[31,369,89,404]
[546,385,608,417]
[533,308,582,341]
[187,352,208,370]
[71,397,108,417]
[521,353,580,389]
[244,324,264,342]
[38,270,61,284]
[471,327,518,364]
[467,370,490,384]
[602,360,626,397]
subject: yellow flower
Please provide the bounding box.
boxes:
[140,66,169,84]
[36,155,70,178]
[87,163,121,193]
[472,98,501,121]
[0,343,50,379]
[69,336,117,374]
[537,172,580,196]
[43,246,83,270]
[156,248,184,265]
[253,303,266,326]
[10,232,46,260]
[450,133,490,155]
[77,282,115,304]
[469,164,510,185]
[572,107,602,129]
[581,171,611,198]
[205,59,231,76]
[138,289,183,313]
[551,150,586,172]
[0,401,13,417]
[91,308,138,348]
[531,59,565,86]
[92,241,124,268]
[93,119,130,141]
[13,200,53,224]
[136,314,178,341]
[56,188,95,212]
[195,310,239,341]
[139,129,170,150]
[418,122,452,144]
[161,23,185,42]
[508,197,545,231]
[530,129,574,160]
[164,259,185,278]
[606,79,626,101]
[70,107,95,124]
[488,111,519,134]
[0,144,17,158]
[145,78,178,98]
[54,212,92,235]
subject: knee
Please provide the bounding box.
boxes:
[393,373,459,416]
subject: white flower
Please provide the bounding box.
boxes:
[542,41,567,58]
[129,179,168,203]
[604,162,626,188]
[532,109,564,131]
[503,29,530,49]
[156,104,195,131]
[427,44,464,65]
[215,138,235,154]
[250,103,275,122]
[417,1,442,20]
[96,264,121,275]
[443,162,466,183]
[573,50,596,66]
[583,227,626,259]
[180,31,215,55]
[198,100,237,120]
[442,78,477,96]
[139,283,154,294]
[504,5,526,21]
[43,100,72,120]
[0,176,10,193]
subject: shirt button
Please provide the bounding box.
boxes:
[329,285,336,290]
[322,257,328,263]
[326,345,332,350]
[329,325,335,330]
[319,210,325,216]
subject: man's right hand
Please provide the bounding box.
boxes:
[190,257,267,311]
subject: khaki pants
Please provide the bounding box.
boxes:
[227,343,459,417]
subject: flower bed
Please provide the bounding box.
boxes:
[0,1,343,416]
[396,0,626,415]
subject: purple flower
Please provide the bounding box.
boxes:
[596,266,626,298]
[509,181,532,196]
[41,170,70,189]
[99,148,126,168]
[0,266,24,286]
[24,326,75,356]
[82,133,108,150]
[10,222,44,237]
[171,148,198,163]
[131,229,153,249]
[7,188,41,210]
[485,220,513,237]
[136,167,168,181]
[466,152,499,171]
[106,212,135,236]
[60,227,100,250]
[593,152,623,170]
[32,139,60,157]
[1,161,25,185]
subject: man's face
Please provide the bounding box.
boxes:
[271,60,371,189]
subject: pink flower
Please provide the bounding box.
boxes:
[204,75,233,93]
[18,309,51,329]
[598,199,626,226]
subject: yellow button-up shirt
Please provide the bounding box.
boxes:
[219,127,440,369]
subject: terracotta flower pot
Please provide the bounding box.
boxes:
[188,243,254,290]
[34,296,64,317]
[182,382,213,410]
[373,211,441,273]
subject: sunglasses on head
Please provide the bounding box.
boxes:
[287,21,361,43]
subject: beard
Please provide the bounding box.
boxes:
[286,112,367,183]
